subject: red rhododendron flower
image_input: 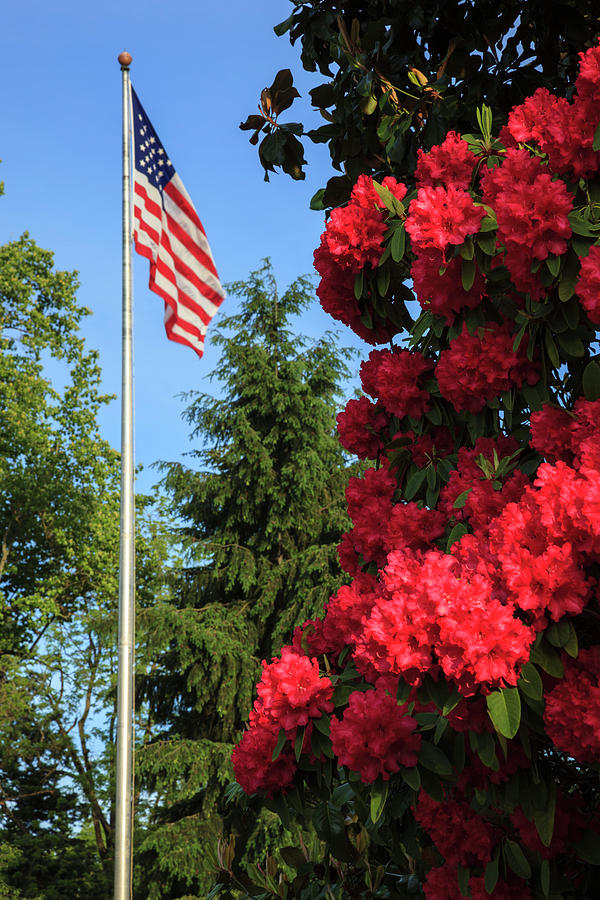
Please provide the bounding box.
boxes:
[439,435,530,533]
[407,426,455,469]
[232,720,296,797]
[406,184,486,253]
[506,87,600,179]
[545,647,600,763]
[360,347,433,420]
[415,791,500,867]
[336,395,390,459]
[481,148,572,297]
[415,131,476,190]
[423,867,531,900]
[385,501,446,554]
[411,248,486,323]
[435,321,539,413]
[329,682,421,782]
[314,240,395,344]
[322,573,380,650]
[345,463,397,567]
[530,405,574,465]
[576,244,600,324]
[254,647,334,737]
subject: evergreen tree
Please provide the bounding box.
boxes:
[135,260,355,898]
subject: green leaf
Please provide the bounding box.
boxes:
[486,687,521,739]
[518,661,543,700]
[478,213,497,232]
[294,725,305,762]
[461,256,476,291]
[419,741,454,777]
[556,332,584,357]
[279,846,308,870]
[476,731,498,769]
[583,361,600,401]
[312,801,353,862]
[531,640,564,678]
[594,121,600,152]
[540,858,550,897]
[504,839,531,879]
[544,330,560,368]
[545,255,561,278]
[401,766,421,791]
[457,863,470,898]
[433,715,449,744]
[568,211,599,236]
[534,783,556,848]
[272,728,287,762]
[391,225,406,262]
[453,489,472,509]
[574,831,600,864]
[476,231,497,255]
[484,853,500,895]
[404,467,428,500]
[354,270,364,300]
[370,779,388,823]
[376,265,391,297]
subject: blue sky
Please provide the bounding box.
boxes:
[2,0,364,493]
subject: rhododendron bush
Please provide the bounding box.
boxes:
[219,43,600,900]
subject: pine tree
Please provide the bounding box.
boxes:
[135,260,355,898]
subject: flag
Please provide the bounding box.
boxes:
[130,86,224,358]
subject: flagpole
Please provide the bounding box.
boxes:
[115,49,135,900]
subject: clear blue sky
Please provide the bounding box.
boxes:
[2,0,364,492]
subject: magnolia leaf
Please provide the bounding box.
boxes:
[486,687,521,738]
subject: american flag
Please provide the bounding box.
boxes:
[131,87,224,357]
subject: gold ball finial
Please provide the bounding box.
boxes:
[118,51,132,68]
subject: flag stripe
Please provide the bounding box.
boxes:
[133,190,222,313]
[133,177,223,311]
[130,86,224,358]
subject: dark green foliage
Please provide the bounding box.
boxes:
[242,0,600,203]
[135,261,355,897]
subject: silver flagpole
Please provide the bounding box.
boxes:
[115,50,135,900]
